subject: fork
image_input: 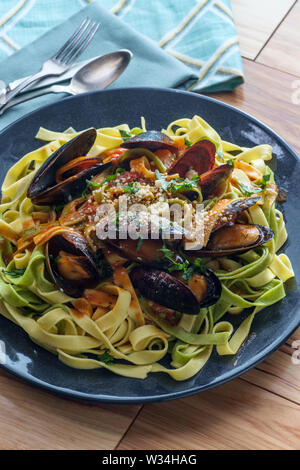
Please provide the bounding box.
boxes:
[0,18,99,110]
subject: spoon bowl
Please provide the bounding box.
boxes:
[68,50,132,94]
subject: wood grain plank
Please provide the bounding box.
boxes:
[118,378,300,450]
[0,370,140,450]
[239,327,300,404]
[241,352,300,404]
[231,0,296,60]
[211,59,300,154]
[257,1,300,77]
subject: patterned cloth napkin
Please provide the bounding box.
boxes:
[0,0,244,130]
[0,0,244,92]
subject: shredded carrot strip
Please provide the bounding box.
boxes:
[113,265,145,326]
[130,156,155,180]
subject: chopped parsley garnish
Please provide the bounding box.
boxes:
[136,237,144,251]
[3,268,26,277]
[95,253,113,279]
[184,137,193,148]
[155,170,199,194]
[119,129,133,141]
[155,170,170,191]
[81,179,101,200]
[102,174,116,183]
[53,203,65,212]
[114,212,120,231]
[239,183,262,197]
[82,169,126,199]
[86,179,101,189]
[97,349,115,365]
[102,167,125,185]
[122,182,139,194]
[193,258,205,268]
[169,174,200,194]
[181,265,194,281]
[81,188,89,200]
[48,254,61,266]
[239,174,271,197]
[257,174,271,188]
[158,243,189,274]
[157,242,205,279]
[227,159,234,166]
[101,261,113,279]
[182,258,206,280]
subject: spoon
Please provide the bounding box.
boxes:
[1,49,132,114]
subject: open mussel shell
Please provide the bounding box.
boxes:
[212,196,261,232]
[168,139,216,178]
[120,130,178,152]
[28,129,111,205]
[197,224,274,257]
[130,267,221,315]
[31,161,111,205]
[197,269,222,308]
[45,230,100,297]
[200,164,233,198]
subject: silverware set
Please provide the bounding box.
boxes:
[0,18,132,115]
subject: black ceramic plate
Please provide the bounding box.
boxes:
[0,88,299,404]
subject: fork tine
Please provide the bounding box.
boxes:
[51,18,90,62]
[65,22,100,65]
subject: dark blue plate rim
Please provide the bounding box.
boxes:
[0,87,299,404]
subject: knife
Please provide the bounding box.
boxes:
[0,56,95,96]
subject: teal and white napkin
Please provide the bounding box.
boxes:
[0,0,244,130]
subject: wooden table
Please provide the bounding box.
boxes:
[0,0,299,450]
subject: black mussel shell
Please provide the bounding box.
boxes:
[28,129,96,198]
[198,224,274,257]
[27,129,111,205]
[212,196,261,232]
[197,269,222,308]
[130,267,221,315]
[30,161,111,205]
[45,230,100,297]
[120,131,178,152]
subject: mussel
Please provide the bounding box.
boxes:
[120,130,178,152]
[45,230,100,297]
[168,139,216,178]
[106,238,182,266]
[183,196,264,251]
[28,129,111,205]
[130,267,221,315]
[199,164,233,198]
[208,196,262,233]
[197,224,274,257]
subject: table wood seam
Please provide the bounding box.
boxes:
[253,0,298,61]
[115,405,144,450]
[243,56,300,80]
[240,372,300,406]
[254,59,300,80]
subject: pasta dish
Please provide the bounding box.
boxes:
[0,115,294,381]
